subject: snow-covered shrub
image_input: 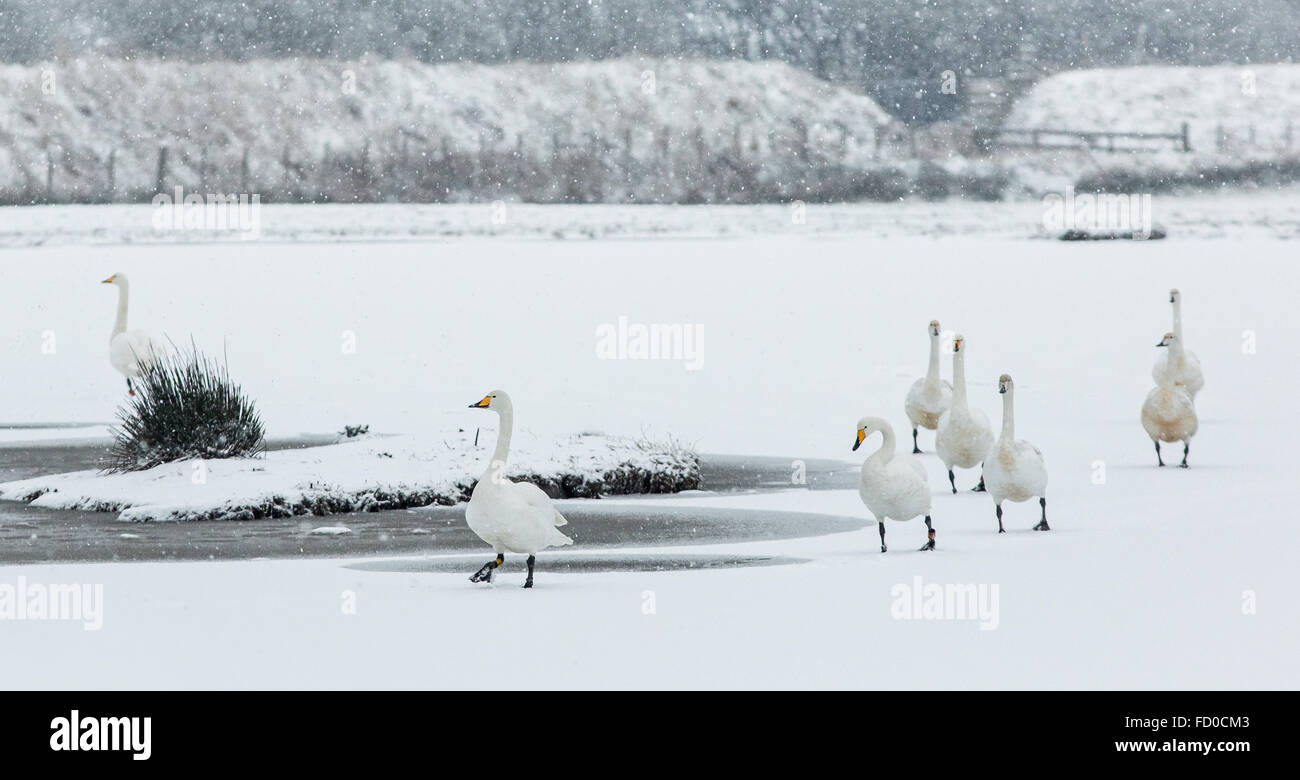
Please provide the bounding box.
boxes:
[106,346,265,473]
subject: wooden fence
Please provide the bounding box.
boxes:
[973,123,1192,153]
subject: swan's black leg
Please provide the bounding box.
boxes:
[470,553,503,583]
[1154,440,1164,467]
[1180,442,1189,469]
[1033,497,1050,531]
[878,521,887,553]
[912,427,921,454]
[971,473,986,493]
[523,555,536,588]
[948,469,957,494]
[919,515,936,551]
[996,504,1005,534]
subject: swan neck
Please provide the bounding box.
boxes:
[925,335,941,382]
[1000,389,1015,442]
[112,282,129,335]
[1169,335,1185,363]
[952,350,967,403]
[867,421,895,466]
[1172,299,1183,341]
[489,404,514,470]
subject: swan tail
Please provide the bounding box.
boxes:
[549,526,574,547]
[553,507,568,527]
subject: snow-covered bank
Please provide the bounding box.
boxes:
[0,430,700,522]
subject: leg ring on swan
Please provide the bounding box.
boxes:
[470,553,504,583]
[919,515,936,551]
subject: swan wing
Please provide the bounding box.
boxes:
[513,480,568,526]
[900,453,928,482]
[109,330,158,376]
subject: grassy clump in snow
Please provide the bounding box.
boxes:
[107,345,265,473]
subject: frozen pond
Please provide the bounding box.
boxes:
[0,449,862,563]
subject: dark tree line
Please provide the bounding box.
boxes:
[2,0,1297,109]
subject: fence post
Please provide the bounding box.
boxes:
[45,149,55,201]
[154,146,169,195]
[1181,122,1191,152]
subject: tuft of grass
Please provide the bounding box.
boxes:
[106,343,266,473]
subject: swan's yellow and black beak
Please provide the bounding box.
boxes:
[953,337,963,352]
[101,275,115,284]
[468,396,491,409]
[852,428,865,451]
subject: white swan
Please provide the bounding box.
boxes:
[1142,333,1198,468]
[854,416,935,552]
[904,319,953,454]
[465,390,573,587]
[983,374,1049,533]
[935,333,994,493]
[101,273,158,396]
[1152,288,1203,398]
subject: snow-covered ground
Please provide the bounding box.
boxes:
[0,430,699,522]
[2,483,1293,689]
[2,206,1295,453]
[2,191,1299,248]
[0,200,1295,687]
[0,424,109,444]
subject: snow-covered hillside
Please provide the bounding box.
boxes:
[1002,63,1300,190]
[0,57,896,203]
[1008,64,1300,152]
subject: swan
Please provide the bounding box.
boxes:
[854,416,935,552]
[983,374,1049,533]
[1142,333,1198,468]
[1152,288,1203,398]
[465,390,573,587]
[935,334,994,493]
[904,319,953,453]
[101,273,158,396]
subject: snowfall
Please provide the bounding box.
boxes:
[0,196,1296,689]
